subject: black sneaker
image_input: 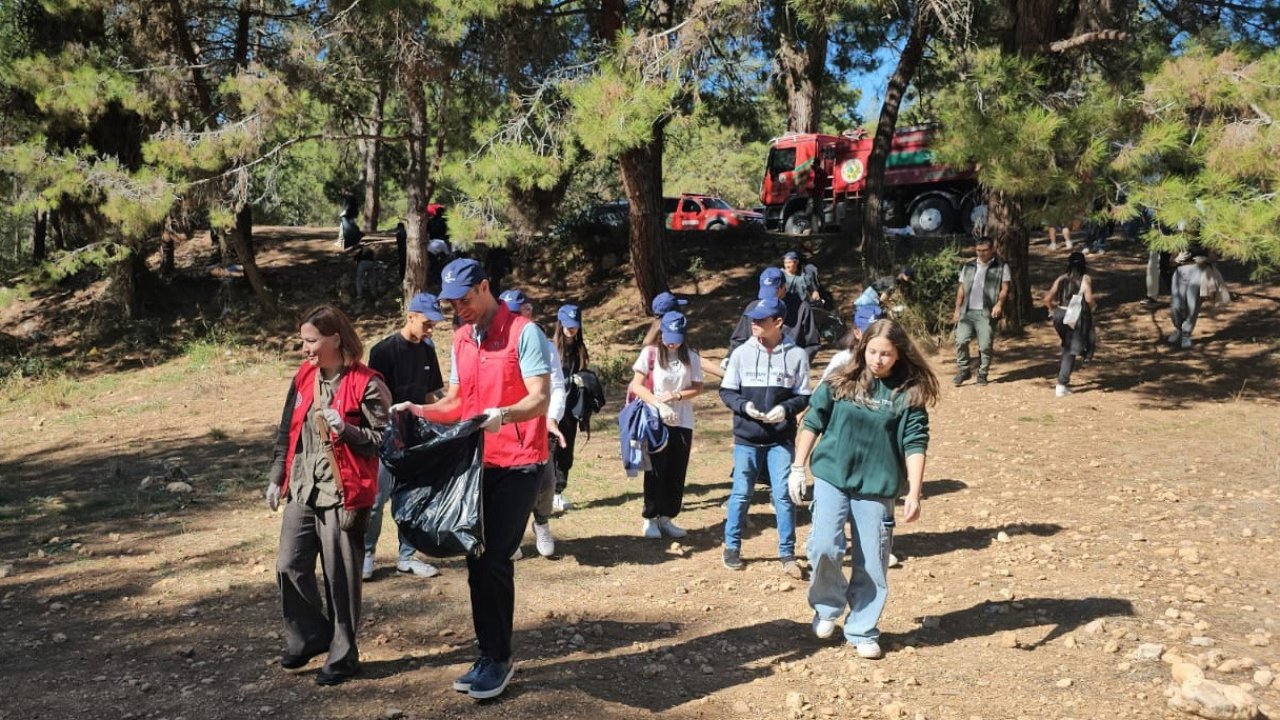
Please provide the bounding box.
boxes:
[723,548,744,571]
[279,649,324,670]
[453,657,492,692]
[975,374,989,386]
[952,370,970,386]
[467,657,514,700]
[315,664,359,686]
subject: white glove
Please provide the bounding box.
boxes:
[743,402,765,421]
[571,374,585,387]
[390,401,418,416]
[655,402,678,425]
[320,408,346,433]
[719,357,730,371]
[265,482,282,511]
[788,466,807,505]
[481,407,504,433]
[763,405,787,424]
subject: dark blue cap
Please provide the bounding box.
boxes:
[651,291,688,316]
[900,266,916,280]
[407,292,444,322]
[659,311,687,344]
[745,297,786,320]
[557,304,581,329]
[783,250,800,261]
[499,289,527,313]
[758,267,785,299]
[438,258,487,300]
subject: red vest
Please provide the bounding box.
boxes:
[282,361,381,509]
[453,305,548,468]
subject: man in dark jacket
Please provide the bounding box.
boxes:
[727,267,822,361]
[719,296,812,576]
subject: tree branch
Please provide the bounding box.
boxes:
[1045,30,1130,53]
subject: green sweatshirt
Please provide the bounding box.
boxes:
[802,377,929,497]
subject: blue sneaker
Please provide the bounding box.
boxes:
[452,657,491,692]
[467,657,515,700]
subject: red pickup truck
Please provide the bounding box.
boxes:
[664,194,763,231]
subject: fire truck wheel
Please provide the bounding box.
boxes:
[783,212,813,236]
[909,197,956,236]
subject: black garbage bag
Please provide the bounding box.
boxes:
[380,412,488,558]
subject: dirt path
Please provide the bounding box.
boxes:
[1,233,1277,720]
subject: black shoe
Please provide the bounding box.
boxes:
[952,370,970,387]
[723,548,744,571]
[280,650,324,670]
[315,666,358,686]
[975,375,989,386]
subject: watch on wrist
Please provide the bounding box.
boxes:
[500,408,511,425]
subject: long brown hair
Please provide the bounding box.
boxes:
[828,319,939,409]
[300,304,363,366]
[554,321,590,371]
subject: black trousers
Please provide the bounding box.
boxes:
[466,465,538,663]
[553,419,579,493]
[643,426,692,519]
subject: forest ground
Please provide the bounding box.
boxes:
[1,226,1277,720]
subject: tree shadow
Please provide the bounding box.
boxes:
[895,522,1062,560]
[888,596,1135,650]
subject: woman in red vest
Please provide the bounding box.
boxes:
[263,304,390,686]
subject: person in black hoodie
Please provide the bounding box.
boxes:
[719,296,812,576]
[726,267,822,362]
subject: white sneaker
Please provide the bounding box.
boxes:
[533,522,555,557]
[1168,330,1182,344]
[396,559,440,578]
[1055,384,1071,398]
[657,516,687,538]
[854,641,883,659]
[361,555,375,581]
[887,553,902,568]
[813,614,837,639]
[641,518,662,539]
[511,547,524,561]
[1180,336,1192,349]
[552,494,571,512]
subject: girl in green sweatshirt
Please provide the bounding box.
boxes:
[788,319,939,658]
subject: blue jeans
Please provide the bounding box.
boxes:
[807,480,894,645]
[364,462,415,563]
[724,443,796,558]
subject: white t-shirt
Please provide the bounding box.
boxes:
[820,349,854,383]
[962,259,1011,310]
[632,346,704,430]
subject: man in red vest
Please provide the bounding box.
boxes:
[391,257,550,700]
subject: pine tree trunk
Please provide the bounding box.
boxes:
[402,67,430,303]
[986,193,1033,327]
[31,210,47,263]
[362,80,387,231]
[861,8,929,272]
[619,128,668,309]
[230,203,275,311]
[778,16,827,133]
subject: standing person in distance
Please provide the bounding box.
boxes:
[1042,252,1096,397]
[552,303,590,512]
[728,267,821,362]
[363,293,447,580]
[264,305,390,686]
[390,258,551,700]
[952,236,1010,386]
[718,296,812,576]
[627,311,705,538]
[789,319,938,659]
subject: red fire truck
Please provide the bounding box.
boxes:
[760,126,981,236]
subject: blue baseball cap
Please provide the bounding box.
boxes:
[745,297,786,320]
[900,266,916,280]
[783,250,800,261]
[651,291,688,316]
[853,303,884,332]
[407,292,445,322]
[438,258,487,300]
[758,267,785,299]
[557,304,582,329]
[499,289,527,313]
[659,311,687,345]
